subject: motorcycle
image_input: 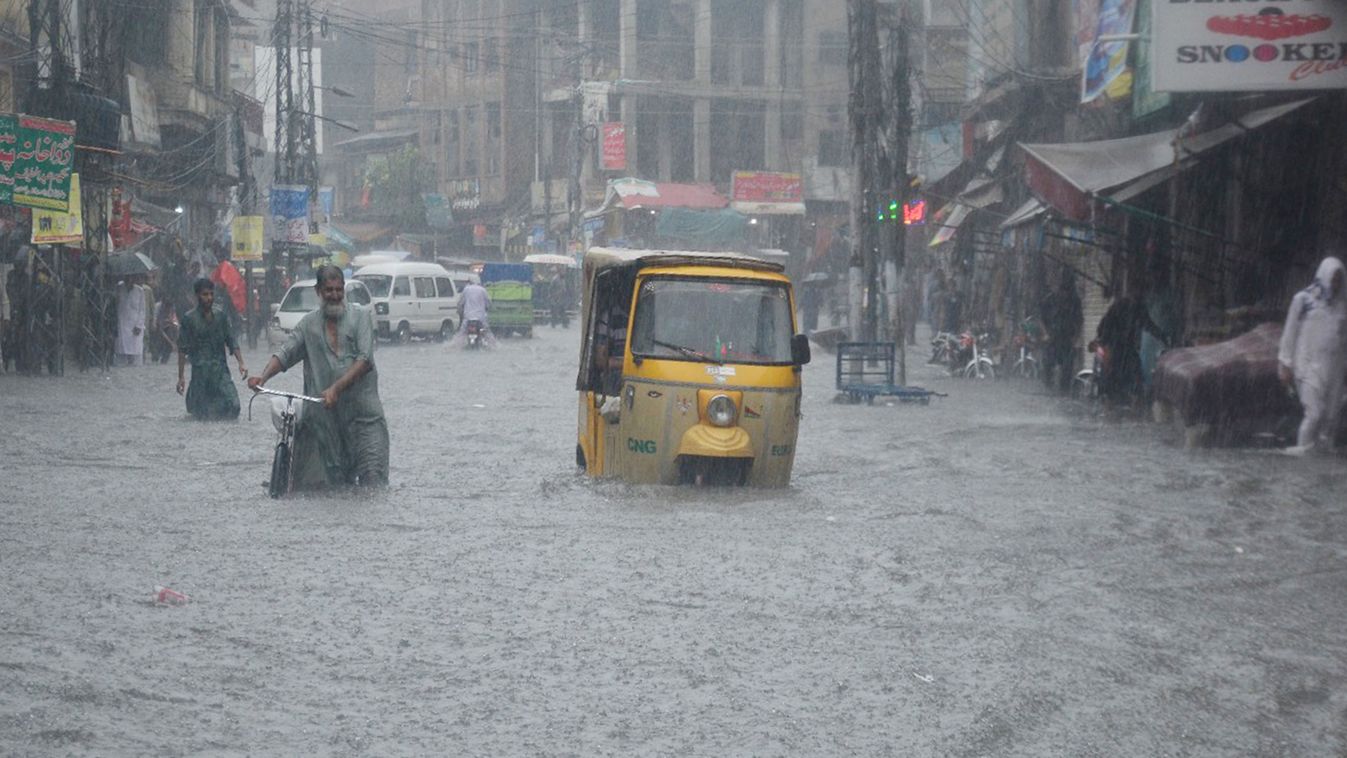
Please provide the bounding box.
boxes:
[465,319,485,349]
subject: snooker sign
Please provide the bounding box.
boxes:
[1153,1,1347,92]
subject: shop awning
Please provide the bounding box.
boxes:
[327,221,392,245]
[603,178,730,211]
[1021,98,1312,220]
[1000,198,1046,230]
[929,203,971,247]
[731,200,806,215]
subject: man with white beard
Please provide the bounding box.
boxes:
[249,265,390,487]
[1279,256,1347,453]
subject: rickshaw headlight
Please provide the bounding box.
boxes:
[706,394,737,427]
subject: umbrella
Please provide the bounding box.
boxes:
[523,253,578,268]
[107,252,158,277]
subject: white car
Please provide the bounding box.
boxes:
[267,278,372,346]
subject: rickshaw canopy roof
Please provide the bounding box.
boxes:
[582,247,785,276]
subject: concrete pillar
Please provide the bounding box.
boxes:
[619,0,638,78]
[764,102,782,171]
[657,103,674,181]
[764,0,781,89]
[694,97,711,182]
[695,0,712,83]
[622,94,639,177]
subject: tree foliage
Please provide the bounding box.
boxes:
[365,145,433,229]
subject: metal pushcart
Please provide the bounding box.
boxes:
[836,342,945,405]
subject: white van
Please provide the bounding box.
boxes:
[354,261,463,342]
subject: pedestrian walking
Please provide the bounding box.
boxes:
[150,298,179,364]
[249,266,390,488]
[1040,271,1083,394]
[177,279,247,420]
[1278,256,1347,453]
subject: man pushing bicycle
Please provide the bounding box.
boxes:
[248,266,390,489]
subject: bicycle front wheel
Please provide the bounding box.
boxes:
[268,442,290,499]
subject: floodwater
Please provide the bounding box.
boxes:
[1,323,1345,756]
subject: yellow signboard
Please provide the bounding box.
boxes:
[31,172,82,245]
[231,215,265,262]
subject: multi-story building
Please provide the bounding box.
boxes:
[415,0,852,258]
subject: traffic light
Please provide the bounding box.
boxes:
[874,198,926,224]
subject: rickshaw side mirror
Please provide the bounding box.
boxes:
[791,333,811,366]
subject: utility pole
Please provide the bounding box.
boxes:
[271,0,294,312]
[847,0,882,342]
[884,9,912,385]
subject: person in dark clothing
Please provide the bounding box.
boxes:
[941,285,962,334]
[1040,271,1084,394]
[1095,291,1159,406]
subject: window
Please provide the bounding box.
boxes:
[414,277,436,298]
[392,276,412,297]
[453,278,473,293]
[818,130,847,167]
[781,101,803,141]
[483,37,499,71]
[346,284,371,306]
[465,42,479,73]
[435,277,456,298]
[356,275,391,297]
[818,30,846,66]
[630,277,795,365]
[487,104,501,139]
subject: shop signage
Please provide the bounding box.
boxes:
[1077,0,1138,102]
[31,172,81,245]
[231,215,265,261]
[601,122,626,171]
[449,178,481,211]
[731,171,803,204]
[0,114,76,212]
[1154,2,1347,91]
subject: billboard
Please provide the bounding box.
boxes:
[1154,2,1347,91]
[231,216,265,261]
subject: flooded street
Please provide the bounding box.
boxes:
[2,325,1345,756]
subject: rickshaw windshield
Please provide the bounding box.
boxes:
[630,276,793,365]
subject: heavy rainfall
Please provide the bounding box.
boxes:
[1,0,1346,755]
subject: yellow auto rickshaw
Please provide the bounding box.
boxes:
[575,247,810,486]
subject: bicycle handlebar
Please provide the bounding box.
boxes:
[253,387,323,404]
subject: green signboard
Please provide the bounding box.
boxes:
[0,113,77,212]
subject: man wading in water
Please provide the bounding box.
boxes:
[248,266,390,488]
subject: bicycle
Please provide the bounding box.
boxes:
[959,330,997,380]
[249,387,322,498]
[1008,317,1041,380]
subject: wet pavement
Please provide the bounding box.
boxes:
[2,323,1346,756]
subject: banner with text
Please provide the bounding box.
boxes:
[231,215,265,261]
[1154,1,1347,91]
[601,122,627,171]
[31,173,82,245]
[269,185,310,244]
[0,114,76,212]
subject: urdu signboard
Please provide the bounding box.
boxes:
[0,114,76,212]
[1154,1,1347,91]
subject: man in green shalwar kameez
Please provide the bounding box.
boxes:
[177,278,247,420]
[249,266,390,488]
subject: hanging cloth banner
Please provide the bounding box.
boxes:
[0,113,77,212]
[31,172,83,245]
